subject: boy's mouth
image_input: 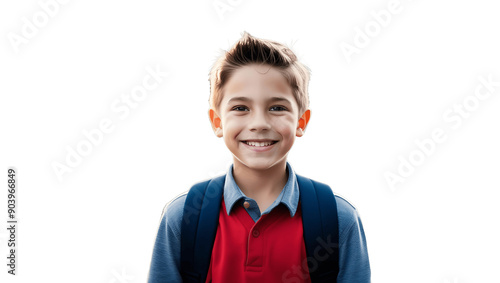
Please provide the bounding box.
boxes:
[241,140,278,147]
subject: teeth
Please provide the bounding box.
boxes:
[244,141,275,147]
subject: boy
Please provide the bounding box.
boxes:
[147,32,370,282]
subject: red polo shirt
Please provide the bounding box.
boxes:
[204,197,311,283]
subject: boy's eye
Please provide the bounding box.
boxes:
[270,105,288,111]
[231,106,249,111]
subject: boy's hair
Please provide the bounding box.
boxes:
[208,31,311,119]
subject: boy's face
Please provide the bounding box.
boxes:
[208,64,311,171]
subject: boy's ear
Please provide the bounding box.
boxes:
[296,109,311,137]
[208,108,223,138]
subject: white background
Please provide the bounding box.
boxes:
[1,0,499,282]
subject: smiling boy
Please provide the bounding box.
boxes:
[147,32,370,282]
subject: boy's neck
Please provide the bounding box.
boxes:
[231,159,288,202]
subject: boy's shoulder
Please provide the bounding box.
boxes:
[160,191,188,229]
[334,193,358,215]
[333,193,360,217]
[331,192,365,241]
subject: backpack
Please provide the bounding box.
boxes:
[180,173,339,283]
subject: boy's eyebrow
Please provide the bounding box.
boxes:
[227,96,292,104]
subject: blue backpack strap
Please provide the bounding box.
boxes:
[297,174,339,282]
[180,174,226,283]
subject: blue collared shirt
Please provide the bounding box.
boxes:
[147,161,371,282]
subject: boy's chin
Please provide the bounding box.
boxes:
[233,157,284,171]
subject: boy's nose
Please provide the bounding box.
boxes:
[248,112,271,131]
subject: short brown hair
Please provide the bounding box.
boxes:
[208,31,311,118]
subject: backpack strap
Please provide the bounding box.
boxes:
[297,174,339,282]
[180,174,226,283]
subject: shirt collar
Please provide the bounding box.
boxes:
[223,160,299,218]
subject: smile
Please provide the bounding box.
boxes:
[241,141,278,151]
[242,141,278,146]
